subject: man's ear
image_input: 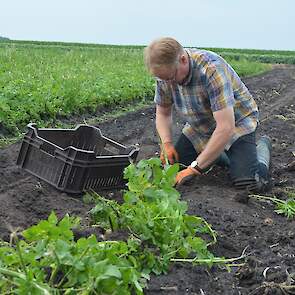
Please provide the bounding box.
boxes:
[180,53,187,64]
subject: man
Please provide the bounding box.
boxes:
[144,37,271,191]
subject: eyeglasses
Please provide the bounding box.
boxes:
[155,65,178,83]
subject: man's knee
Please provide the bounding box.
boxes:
[175,134,197,166]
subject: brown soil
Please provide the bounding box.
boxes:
[1,65,295,294]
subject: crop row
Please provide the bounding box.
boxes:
[218,52,295,65]
[2,40,294,56]
[0,44,154,135]
[0,41,275,136]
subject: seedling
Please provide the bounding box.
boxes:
[249,192,295,219]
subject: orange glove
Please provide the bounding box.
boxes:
[175,167,201,186]
[160,142,179,165]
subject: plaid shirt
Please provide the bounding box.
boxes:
[154,49,259,152]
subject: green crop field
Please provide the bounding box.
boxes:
[1,40,294,137]
[201,46,295,64]
[0,42,154,135]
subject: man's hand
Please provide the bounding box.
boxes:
[175,166,201,186]
[160,142,179,164]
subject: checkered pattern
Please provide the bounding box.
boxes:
[154,49,259,152]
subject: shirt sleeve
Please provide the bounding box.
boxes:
[154,80,173,106]
[205,65,235,112]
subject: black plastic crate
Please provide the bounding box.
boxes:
[17,123,139,193]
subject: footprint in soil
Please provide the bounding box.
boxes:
[234,191,250,204]
[236,257,262,287]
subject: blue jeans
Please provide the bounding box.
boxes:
[175,132,270,191]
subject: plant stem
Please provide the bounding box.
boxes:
[0,267,51,294]
[249,194,284,204]
[201,219,217,246]
[49,249,61,285]
[171,253,246,265]
[56,246,90,288]
[13,234,28,277]
[153,216,178,221]
[158,134,169,165]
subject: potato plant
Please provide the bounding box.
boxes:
[0,159,244,294]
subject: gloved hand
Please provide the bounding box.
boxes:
[175,166,201,186]
[160,142,179,165]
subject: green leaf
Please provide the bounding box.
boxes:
[275,198,295,218]
[104,265,122,279]
[48,211,58,225]
[184,215,203,234]
[165,163,179,178]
